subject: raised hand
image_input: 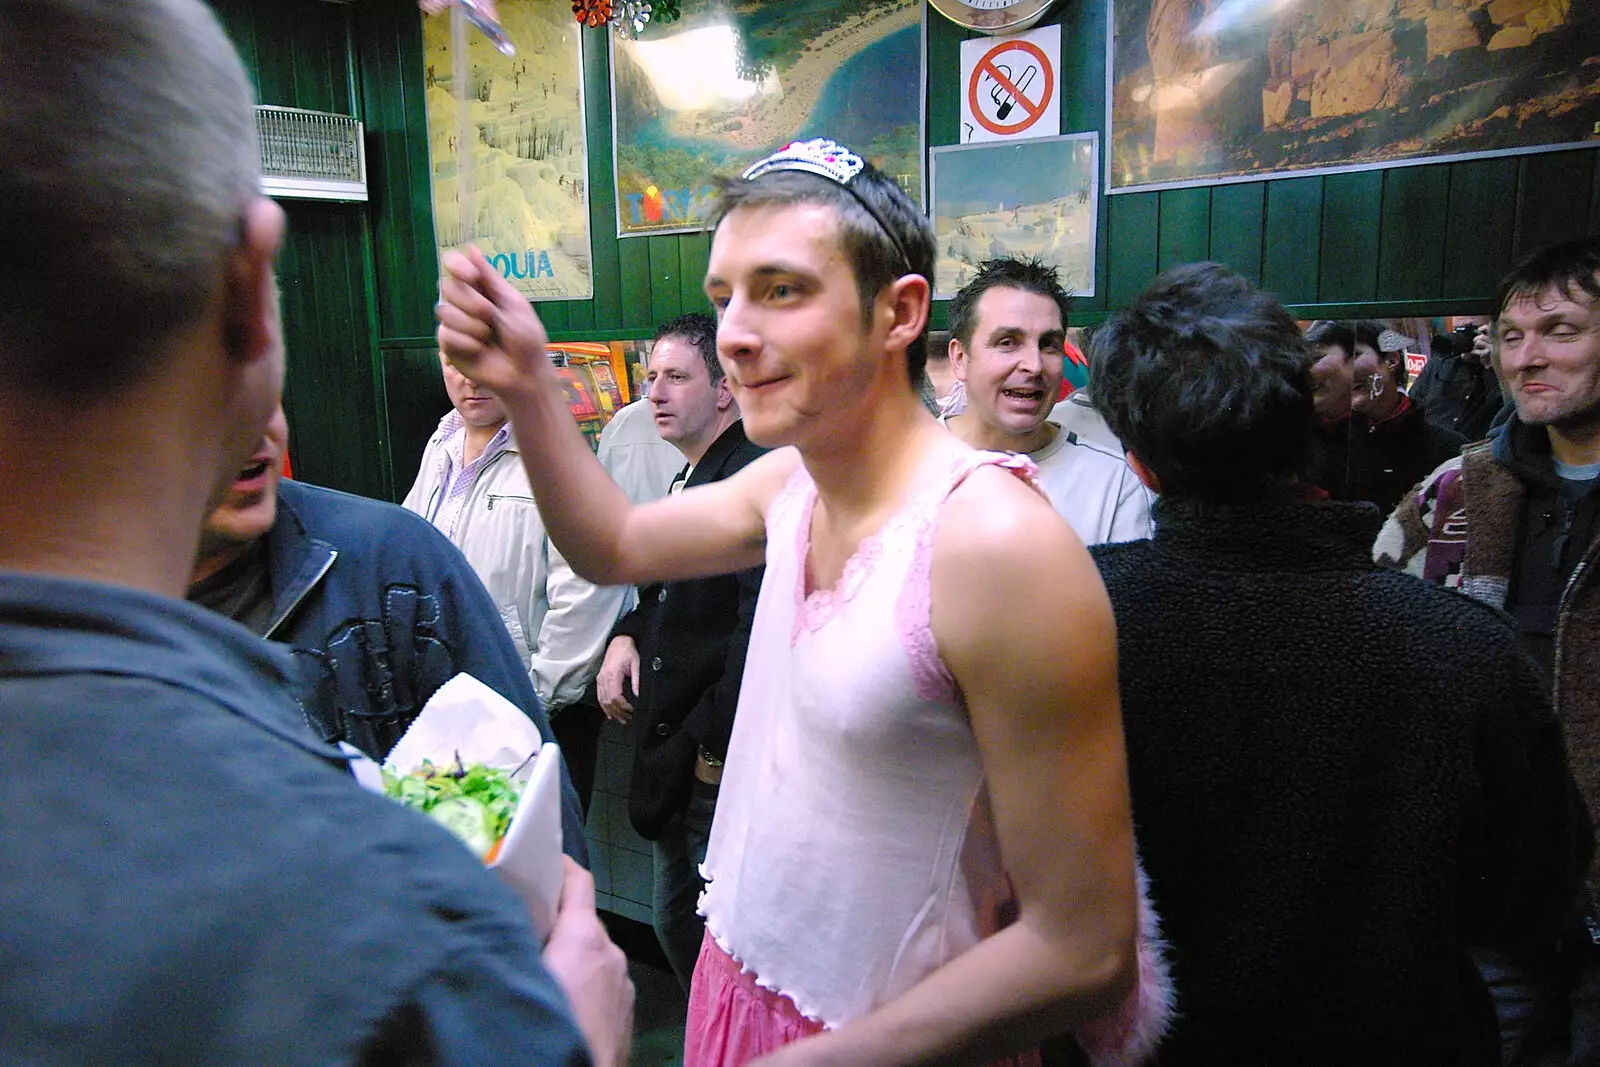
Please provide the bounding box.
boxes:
[436,246,553,402]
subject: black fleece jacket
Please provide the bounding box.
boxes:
[1092,498,1588,1066]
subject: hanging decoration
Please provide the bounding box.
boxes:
[609,0,652,38]
[571,0,612,28]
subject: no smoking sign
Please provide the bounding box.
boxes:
[959,25,1060,144]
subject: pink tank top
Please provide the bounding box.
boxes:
[698,449,1038,1028]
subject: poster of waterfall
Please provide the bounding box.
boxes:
[609,0,924,236]
[424,0,593,299]
[1110,0,1600,193]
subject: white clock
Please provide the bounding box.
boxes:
[928,0,1056,35]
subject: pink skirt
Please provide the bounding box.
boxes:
[683,931,1042,1067]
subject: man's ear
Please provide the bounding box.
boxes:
[223,197,286,366]
[880,273,930,361]
[716,373,735,411]
[948,335,971,383]
[1125,451,1162,493]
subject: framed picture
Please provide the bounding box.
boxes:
[609,0,926,237]
[1107,0,1600,193]
[931,133,1099,300]
[424,0,594,299]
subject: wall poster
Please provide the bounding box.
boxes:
[609,0,925,236]
[1108,0,1600,193]
[424,0,593,299]
[931,133,1099,300]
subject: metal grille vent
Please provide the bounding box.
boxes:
[255,105,367,202]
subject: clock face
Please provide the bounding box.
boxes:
[928,0,1055,34]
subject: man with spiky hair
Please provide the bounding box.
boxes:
[942,257,1150,545]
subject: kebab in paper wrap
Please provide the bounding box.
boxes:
[367,673,564,940]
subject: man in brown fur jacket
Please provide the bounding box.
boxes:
[1375,236,1600,1065]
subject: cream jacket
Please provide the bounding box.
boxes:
[403,422,626,711]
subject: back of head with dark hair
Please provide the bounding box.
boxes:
[947,257,1073,351]
[0,0,259,398]
[653,311,721,383]
[708,158,935,385]
[1090,262,1316,503]
[1495,236,1600,316]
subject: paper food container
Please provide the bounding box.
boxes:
[354,672,565,941]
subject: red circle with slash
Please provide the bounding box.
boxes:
[969,38,1054,136]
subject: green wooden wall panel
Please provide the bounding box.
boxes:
[566,287,597,334]
[278,201,388,500]
[1515,150,1596,259]
[924,14,966,148]
[1058,0,1107,137]
[1442,157,1520,300]
[619,238,653,331]
[582,24,623,332]
[357,0,440,341]
[1261,178,1322,303]
[1208,183,1265,286]
[384,343,452,497]
[541,302,571,334]
[1592,157,1600,238]
[1376,166,1448,301]
[648,236,682,327]
[1157,187,1210,272]
[1317,170,1382,304]
[1107,193,1159,308]
[678,231,712,317]
[1592,156,1600,239]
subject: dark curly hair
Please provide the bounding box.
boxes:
[1090,262,1316,502]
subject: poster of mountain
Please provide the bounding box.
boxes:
[424,0,593,299]
[932,134,1099,299]
[1110,0,1600,192]
[609,0,924,236]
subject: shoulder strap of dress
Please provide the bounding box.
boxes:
[934,449,1043,505]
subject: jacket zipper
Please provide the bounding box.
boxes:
[486,492,536,510]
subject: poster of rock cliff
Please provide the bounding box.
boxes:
[609,0,924,236]
[1109,0,1600,192]
[424,0,593,299]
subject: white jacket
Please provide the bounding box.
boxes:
[402,421,626,711]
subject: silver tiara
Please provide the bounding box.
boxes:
[742,138,865,185]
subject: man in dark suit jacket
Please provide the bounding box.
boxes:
[596,313,765,988]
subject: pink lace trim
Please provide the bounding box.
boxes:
[784,451,1042,671]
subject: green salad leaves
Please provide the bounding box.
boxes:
[382,757,522,859]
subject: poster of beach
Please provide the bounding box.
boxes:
[609,0,924,237]
[931,134,1099,300]
[424,0,593,300]
[1110,0,1600,192]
